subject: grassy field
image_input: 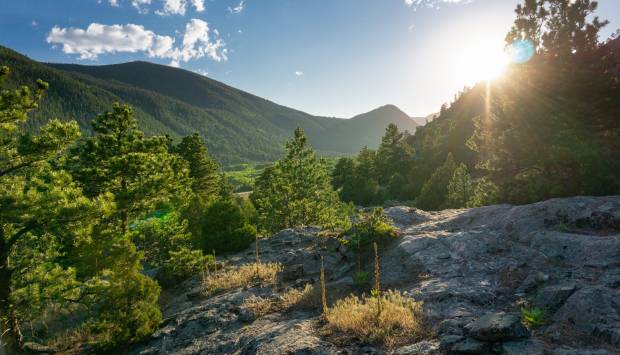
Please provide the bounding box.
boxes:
[225,157,340,193]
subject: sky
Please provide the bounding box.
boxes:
[1,0,620,118]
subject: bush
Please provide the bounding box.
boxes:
[326,290,426,348]
[349,208,399,247]
[163,247,212,280]
[200,199,257,254]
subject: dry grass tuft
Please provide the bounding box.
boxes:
[203,262,281,295]
[241,284,318,319]
[240,283,318,320]
[242,295,274,318]
[280,284,318,311]
[326,290,427,348]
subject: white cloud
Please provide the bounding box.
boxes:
[190,0,205,12]
[132,0,152,13]
[31,20,38,27]
[156,0,186,15]
[178,19,227,62]
[228,0,244,14]
[46,19,227,66]
[404,0,472,9]
[109,0,120,6]
[294,71,304,76]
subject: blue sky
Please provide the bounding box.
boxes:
[2,0,620,117]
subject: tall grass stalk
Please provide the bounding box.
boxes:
[373,242,381,318]
[320,255,328,317]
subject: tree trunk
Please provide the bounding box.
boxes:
[0,234,21,354]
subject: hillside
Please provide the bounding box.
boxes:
[0,45,418,163]
[131,196,620,354]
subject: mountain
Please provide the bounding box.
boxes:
[312,104,418,153]
[0,45,417,163]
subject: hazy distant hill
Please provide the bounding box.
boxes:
[0,45,418,163]
[314,104,418,153]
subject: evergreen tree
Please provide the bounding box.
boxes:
[332,157,356,191]
[173,133,220,201]
[67,103,192,232]
[375,123,414,188]
[446,163,473,208]
[173,133,221,243]
[0,67,109,352]
[416,153,458,210]
[64,104,197,346]
[251,128,351,234]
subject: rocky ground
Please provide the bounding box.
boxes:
[132,196,620,354]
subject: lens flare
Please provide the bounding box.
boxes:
[506,39,535,64]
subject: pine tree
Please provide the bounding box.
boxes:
[375,123,414,188]
[447,163,473,208]
[0,67,109,352]
[251,128,351,234]
[67,103,192,232]
[173,133,220,201]
[64,103,196,346]
[416,153,458,211]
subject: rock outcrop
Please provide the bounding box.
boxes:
[132,196,620,354]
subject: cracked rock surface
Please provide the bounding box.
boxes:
[132,196,620,354]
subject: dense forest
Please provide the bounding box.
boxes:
[1,0,619,353]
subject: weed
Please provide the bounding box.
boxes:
[521,307,545,328]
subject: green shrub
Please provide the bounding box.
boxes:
[200,199,257,254]
[349,208,399,247]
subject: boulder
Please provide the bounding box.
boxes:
[466,312,529,342]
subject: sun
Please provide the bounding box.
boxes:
[453,38,510,85]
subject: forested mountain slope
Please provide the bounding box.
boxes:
[0,45,418,163]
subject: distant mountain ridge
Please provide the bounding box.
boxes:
[0,45,418,163]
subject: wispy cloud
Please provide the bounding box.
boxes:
[46,19,227,66]
[404,0,472,10]
[228,0,245,14]
[294,71,304,76]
